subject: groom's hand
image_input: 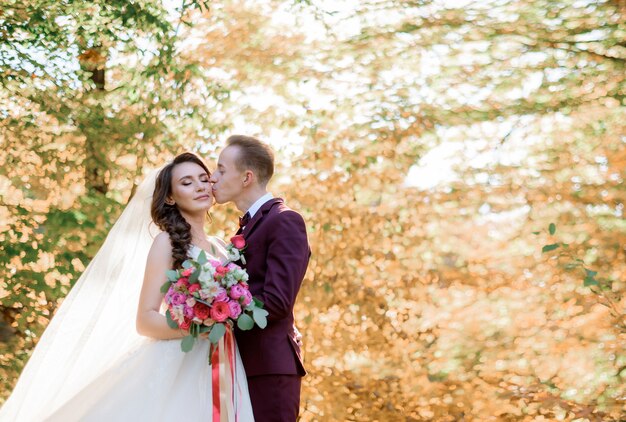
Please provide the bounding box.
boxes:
[294,325,303,348]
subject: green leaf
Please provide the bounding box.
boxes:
[181,335,195,352]
[584,276,599,287]
[252,297,264,308]
[160,281,171,294]
[188,268,200,283]
[237,313,255,330]
[197,250,208,265]
[252,307,269,329]
[542,243,560,253]
[548,223,556,235]
[166,310,179,329]
[584,268,597,277]
[209,323,226,344]
[182,260,193,269]
[166,270,179,282]
[532,231,540,235]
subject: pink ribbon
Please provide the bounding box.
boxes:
[211,326,238,422]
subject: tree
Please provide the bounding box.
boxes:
[1,0,624,419]
[0,0,222,395]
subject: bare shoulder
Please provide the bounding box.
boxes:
[149,232,173,258]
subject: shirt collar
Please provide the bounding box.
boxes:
[246,192,274,218]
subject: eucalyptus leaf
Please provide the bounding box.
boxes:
[188,268,200,283]
[548,223,556,235]
[253,297,264,308]
[197,250,208,265]
[252,307,269,329]
[181,335,195,352]
[160,281,171,294]
[237,313,255,330]
[209,323,226,344]
[165,269,179,282]
[165,310,179,329]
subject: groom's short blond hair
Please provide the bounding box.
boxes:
[226,135,275,186]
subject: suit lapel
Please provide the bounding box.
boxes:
[242,198,283,238]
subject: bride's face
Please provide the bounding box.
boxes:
[168,162,213,213]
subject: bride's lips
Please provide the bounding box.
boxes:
[194,194,211,200]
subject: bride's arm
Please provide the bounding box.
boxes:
[136,232,186,340]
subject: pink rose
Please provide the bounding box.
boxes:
[210,301,230,322]
[188,283,201,294]
[182,268,194,277]
[171,292,186,306]
[229,284,246,300]
[165,288,174,303]
[194,303,211,320]
[230,235,246,249]
[227,301,242,319]
[241,290,253,306]
[215,266,229,276]
[215,288,228,302]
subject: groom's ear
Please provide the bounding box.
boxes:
[242,170,255,187]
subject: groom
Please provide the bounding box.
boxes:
[210,135,310,421]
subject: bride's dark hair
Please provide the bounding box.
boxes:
[151,152,211,268]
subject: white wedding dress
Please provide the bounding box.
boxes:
[0,170,254,422]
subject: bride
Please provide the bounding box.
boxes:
[0,152,254,421]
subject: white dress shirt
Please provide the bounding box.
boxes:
[246,192,274,218]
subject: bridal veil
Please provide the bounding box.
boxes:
[0,169,162,420]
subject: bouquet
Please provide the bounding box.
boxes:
[161,235,267,354]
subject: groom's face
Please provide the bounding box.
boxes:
[211,146,245,204]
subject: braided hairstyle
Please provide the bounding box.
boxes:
[151,152,211,268]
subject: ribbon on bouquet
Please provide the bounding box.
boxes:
[211,325,238,422]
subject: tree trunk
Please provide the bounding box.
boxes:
[79,48,109,195]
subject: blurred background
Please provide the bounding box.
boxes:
[1,0,624,420]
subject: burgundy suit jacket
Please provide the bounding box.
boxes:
[235,198,310,377]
